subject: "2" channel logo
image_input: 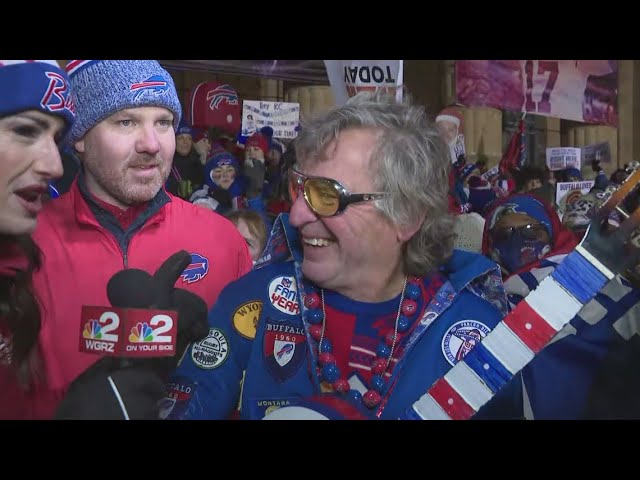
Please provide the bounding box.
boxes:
[80,306,177,357]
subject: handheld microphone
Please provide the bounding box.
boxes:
[60,251,209,419]
[77,250,208,364]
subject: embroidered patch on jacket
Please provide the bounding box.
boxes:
[191,328,229,369]
[267,275,300,316]
[233,300,263,339]
[263,319,306,382]
[159,377,197,419]
[441,320,491,366]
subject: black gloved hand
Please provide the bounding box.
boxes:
[105,250,209,377]
[55,361,166,420]
[209,187,233,210]
[55,251,209,420]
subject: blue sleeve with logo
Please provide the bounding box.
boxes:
[162,279,259,420]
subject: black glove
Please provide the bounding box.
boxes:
[209,187,233,210]
[55,251,209,420]
[55,362,166,420]
[105,249,209,376]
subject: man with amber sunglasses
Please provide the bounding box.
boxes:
[163,91,514,420]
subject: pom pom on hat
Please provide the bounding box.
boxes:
[260,126,274,140]
[258,126,286,154]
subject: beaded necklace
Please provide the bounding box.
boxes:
[304,276,423,409]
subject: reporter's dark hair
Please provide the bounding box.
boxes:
[0,234,42,385]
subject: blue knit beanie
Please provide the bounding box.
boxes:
[65,60,182,145]
[0,60,76,137]
[176,118,193,137]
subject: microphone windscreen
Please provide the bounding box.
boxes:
[107,269,155,308]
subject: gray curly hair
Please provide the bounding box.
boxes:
[294,90,455,276]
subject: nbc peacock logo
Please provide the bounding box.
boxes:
[83,319,103,339]
[129,322,155,343]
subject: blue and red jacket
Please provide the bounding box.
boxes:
[164,214,512,420]
[21,174,252,419]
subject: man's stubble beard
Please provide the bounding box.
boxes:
[83,152,170,206]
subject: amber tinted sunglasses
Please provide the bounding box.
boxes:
[288,167,386,217]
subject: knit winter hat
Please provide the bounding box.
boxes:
[246,132,269,157]
[204,150,241,193]
[65,60,182,145]
[207,150,240,173]
[176,119,193,137]
[565,167,583,181]
[0,60,76,136]
[192,127,209,143]
[270,139,285,154]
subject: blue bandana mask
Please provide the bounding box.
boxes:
[493,234,551,274]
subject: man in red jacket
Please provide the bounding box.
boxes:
[22,61,252,419]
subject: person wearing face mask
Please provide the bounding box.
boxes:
[480,193,640,419]
[483,194,572,280]
[0,60,75,418]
